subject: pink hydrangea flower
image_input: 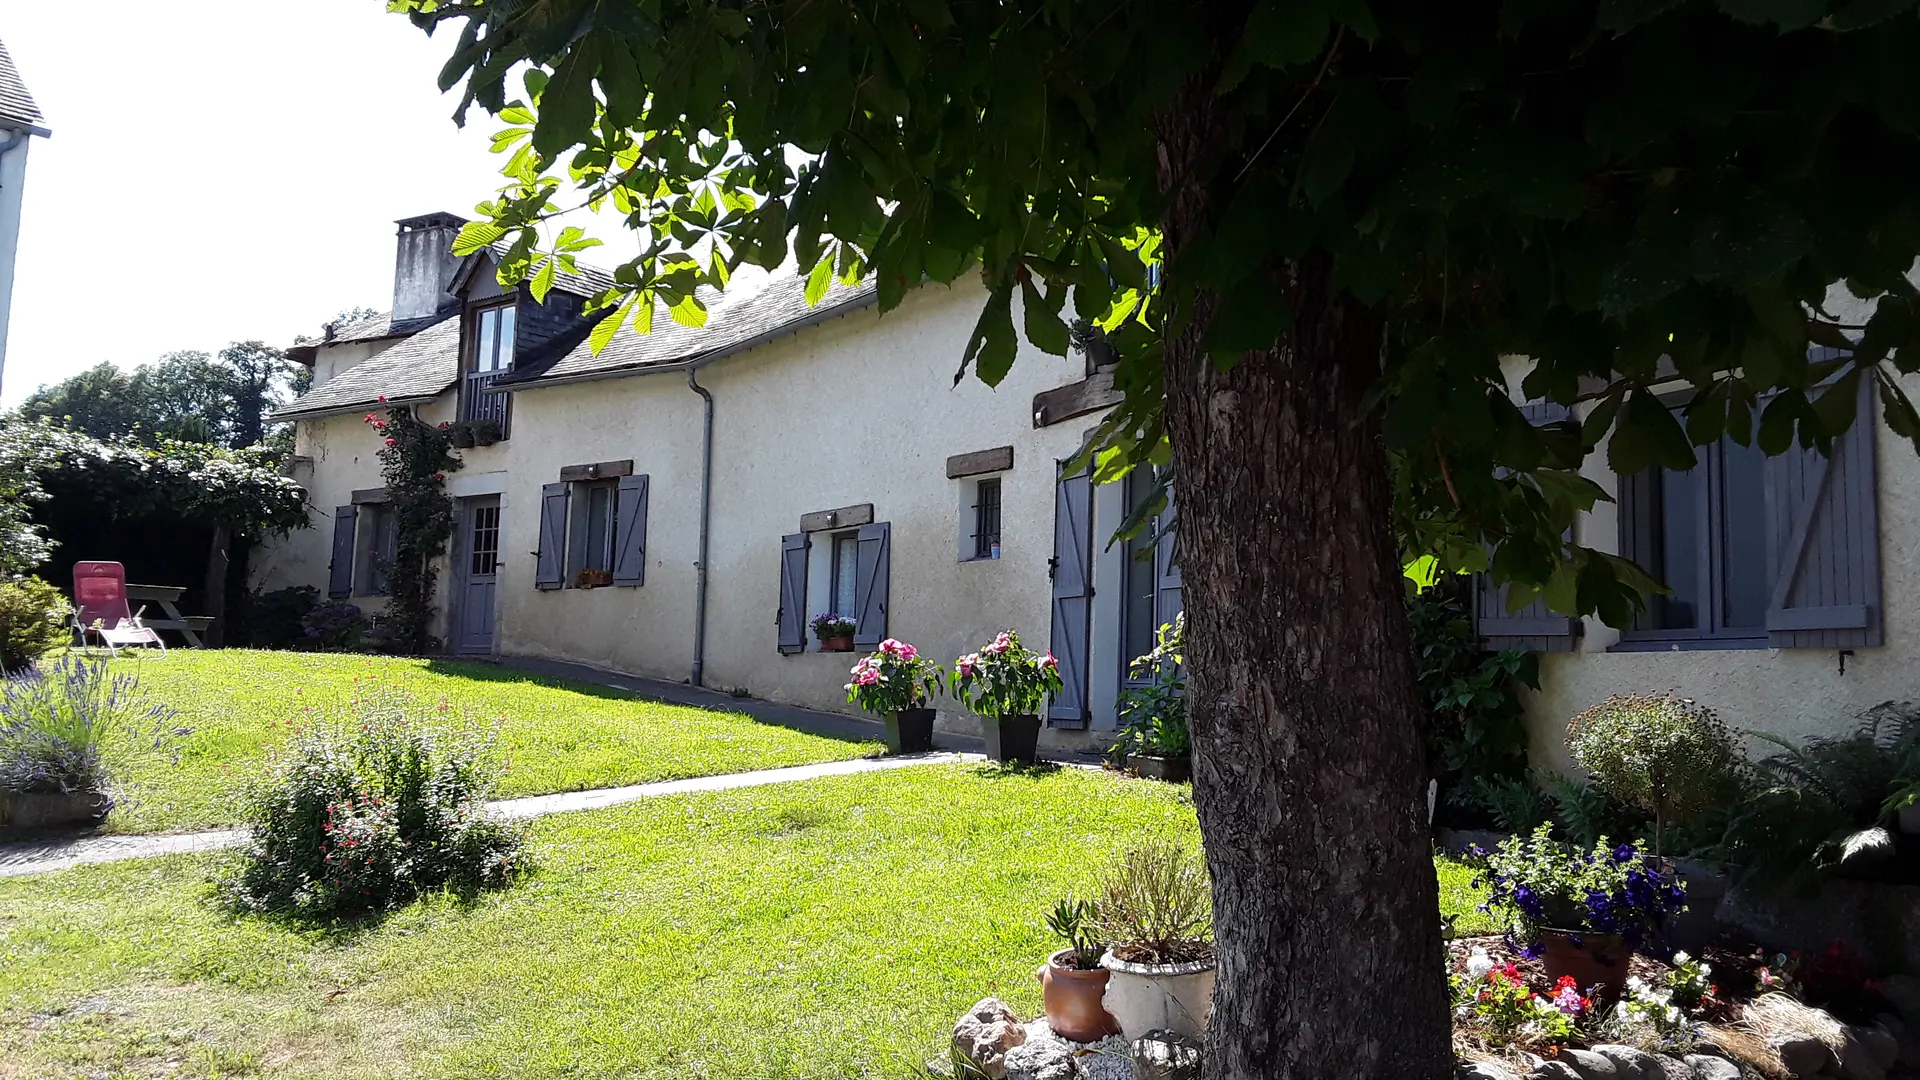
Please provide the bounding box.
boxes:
[1038,653,1058,670]
[956,653,980,677]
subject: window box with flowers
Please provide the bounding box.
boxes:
[811,613,856,652]
[844,638,943,754]
[950,629,1061,764]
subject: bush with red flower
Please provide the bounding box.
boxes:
[844,638,943,715]
[222,685,526,918]
[949,629,1062,719]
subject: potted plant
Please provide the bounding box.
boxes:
[1114,615,1189,782]
[950,630,1061,764]
[1566,693,1741,857]
[811,613,856,652]
[1087,842,1215,1041]
[446,421,478,449]
[1473,824,1688,997]
[468,419,504,446]
[1,656,182,836]
[1037,898,1120,1042]
[575,568,613,589]
[845,638,942,754]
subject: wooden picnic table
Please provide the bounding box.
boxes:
[124,584,216,648]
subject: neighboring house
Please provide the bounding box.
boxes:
[0,37,49,399]
[1482,334,1920,772]
[257,213,1183,748]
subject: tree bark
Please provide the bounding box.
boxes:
[1156,74,1454,1080]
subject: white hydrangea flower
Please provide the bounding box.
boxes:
[1465,946,1494,981]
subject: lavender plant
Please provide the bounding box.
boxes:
[0,656,186,798]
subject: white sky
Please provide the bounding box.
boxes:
[0,1,644,406]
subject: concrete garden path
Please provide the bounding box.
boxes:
[0,752,977,879]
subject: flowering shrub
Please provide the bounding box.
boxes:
[1472,824,1687,949]
[1752,948,1804,998]
[299,600,368,651]
[1602,972,1701,1052]
[844,638,942,715]
[0,575,70,673]
[0,656,185,800]
[1455,960,1578,1045]
[810,612,856,641]
[223,687,527,918]
[950,630,1062,719]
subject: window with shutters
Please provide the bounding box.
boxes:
[461,301,516,435]
[355,504,397,597]
[1617,431,1769,646]
[568,479,619,584]
[791,521,890,653]
[1612,371,1882,651]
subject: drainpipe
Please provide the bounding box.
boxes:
[687,369,715,687]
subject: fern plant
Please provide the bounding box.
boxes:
[1718,702,1920,888]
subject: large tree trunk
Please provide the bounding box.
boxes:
[1157,78,1454,1080]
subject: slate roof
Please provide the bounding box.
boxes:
[500,271,879,386]
[273,267,883,420]
[0,39,46,135]
[271,317,463,421]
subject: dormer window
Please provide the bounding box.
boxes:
[461,301,516,435]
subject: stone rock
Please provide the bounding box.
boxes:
[1835,1029,1885,1080]
[1459,1063,1522,1080]
[1645,1056,1693,1080]
[1767,1035,1834,1080]
[1002,1019,1134,1080]
[954,998,1028,1079]
[1132,1030,1201,1080]
[1850,1025,1898,1073]
[1683,1055,1742,1080]
[1592,1044,1662,1080]
[1558,1048,1620,1080]
[1873,1015,1920,1068]
[1530,1061,1583,1080]
[1881,975,1920,1028]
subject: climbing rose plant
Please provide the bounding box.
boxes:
[364,403,462,654]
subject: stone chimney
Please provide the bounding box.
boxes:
[390,212,467,327]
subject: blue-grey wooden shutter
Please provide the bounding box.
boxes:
[1047,465,1094,728]
[1764,374,1882,648]
[612,474,650,587]
[777,533,808,654]
[535,482,569,591]
[853,521,891,649]
[1476,402,1581,652]
[328,505,357,598]
[1154,483,1184,630]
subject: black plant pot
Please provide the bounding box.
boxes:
[885,708,937,754]
[983,713,1041,764]
[1132,754,1192,783]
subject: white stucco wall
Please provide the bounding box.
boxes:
[490,281,1101,742]
[1504,354,1920,773]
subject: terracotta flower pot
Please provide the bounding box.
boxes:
[885,707,936,754]
[983,713,1041,763]
[819,636,853,652]
[1099,950,1216,1042]
[1132,754,1191,783]
[1038,948,1120,1042]
[1538,929,1630,998]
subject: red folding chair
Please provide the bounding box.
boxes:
[71,561,165,657]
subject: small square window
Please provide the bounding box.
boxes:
[971,478,1002,559]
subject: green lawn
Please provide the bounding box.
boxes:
[85,650,881,834]
[0,765,1492,1080]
